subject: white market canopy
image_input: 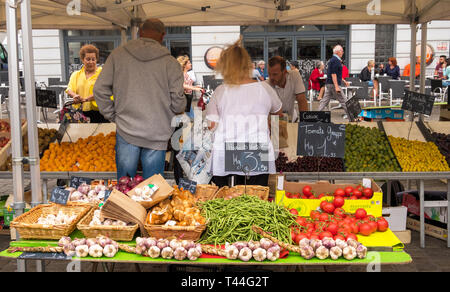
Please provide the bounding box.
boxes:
[1,0,450,30]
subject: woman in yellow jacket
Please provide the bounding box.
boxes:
[66,44,108,123]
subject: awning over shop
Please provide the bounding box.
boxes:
[0,0,450,30]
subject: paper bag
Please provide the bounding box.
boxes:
[126,174,174,209]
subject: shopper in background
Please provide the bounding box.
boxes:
[359,60,379,97]
[257,60,268,80]
[177,55,203,114]
[435,55,447,79]
[289,60,300,72]
[318,45,353,120]
[206,39,282,188]
[308,61,325,101]
[381,57,401,80]
[403,57,421,78]
[94,18,185,180]
[342,62,349,79]
[66,44,108,123]
[443,58,450,87]
[252,62,264,81]
[267,56,307,118]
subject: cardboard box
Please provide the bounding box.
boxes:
[126,174,174,209]
[382,206,408,231]
[407,217,448,241]
[401,192,448,224]
[393,230,411,244]
[275,179,383,217]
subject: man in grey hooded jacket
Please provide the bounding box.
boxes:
[94,18,186,180]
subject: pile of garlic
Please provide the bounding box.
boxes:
[298,237,367,260]
[58,236,118,258]
[37,211,77,226]
[224,238,281,262]
[89,209,129,227]
[68,183,110,203]
[135,237,202,261]
[130,184,159,202]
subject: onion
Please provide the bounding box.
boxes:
[134,175,144,184]
[123,187,132,194]
[118,176,131,185]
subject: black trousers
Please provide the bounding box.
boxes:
[211,174,269,188]
[83,110,109,123]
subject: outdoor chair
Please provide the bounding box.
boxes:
[377,76,392,106]
[389,80,406,106]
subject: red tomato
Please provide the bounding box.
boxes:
[334,234,346,241]
[363,188,373,199]
[289,208,299,216]
[353,189,363,199]
[309,234,320,240]
[355,208,367,220]
[317,193,326,199]
[310,210,321,220]
[286,192,292,198]
[334,188,345,197]
[294,233,308,245]
[344,186,354,197]
[319,231,333,240]
[319,213,330,222]
[333,208,345,218]
[327,223,339,236]
[359,223,372,236]
[346,233,358,241]
[296,216,307,226]
[349,222,359,234]
[300,194,309,199]
[322,202,335,214]
[333,196,345,208]
[303,185,313,197]
[377,219,389,232]
[349,196,358,200]
[320,200,329,211]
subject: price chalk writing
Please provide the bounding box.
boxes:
[49,187,71,205]
[299,111,331,123]
[345,96,362,121]
[179,178,197,194]
[18,252,70,260]
[225,142,269,173]
[297,123,346,158]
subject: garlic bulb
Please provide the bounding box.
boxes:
[225,245,239,260]
[136,237,145,246]
[346,238,359,249]
[63,243,76,257]
[169,239,182,250]
[356,244,368,259]
[232,241,248,251]
[322,237,336,249]
[135,242,147,255]
[248,240,260,251]
[77,183,90,195]
[161,247,174,259]
[252,248,267,262]
[72,238,86,247]
[299,238,310,248]
[259,238,273,250]
[315,246,329,260]
[330,246,343,260]
[75,245,89,258]
[157,239,169,250]
[148,246,161,258]
[310,239,323,251]
[145,238,157,249]
[266,246,280,261]
[174,247,187,261]
[97,236,109,248]
[70,191,83,201]
[86,238,97,247]
[103,244,117,258]
[89,244,103,258]
[187,247,201,261]
[58,236,72,247]
[335,239,348,250]
[342,246,357,260]
[300,246,315,260]
[181,240,195,251]
[195,243,202,255]
[238,247,252,262]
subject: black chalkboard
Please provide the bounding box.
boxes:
[299,111,331,123]
[49,187,70,205]
[69,176,93,189]
[35,89,58,108]
[402,90,435,116]
[103,190,112,202]
[179,178,197,194]
[18,252,69,260]
[345,96,362,121]
[56,119,69,144]
[224,142,269,173]
[297,123,346,158]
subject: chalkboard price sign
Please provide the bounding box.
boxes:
[299,111,331,123]
[345,96,362,121]
[103,190,112,202]
[225,142,269,173]
[69,176,93,189]
[18,252,70,260]
[297,123,346,158]
[402,90,435,116]
[179,178,197,194]
[56,119,69,144]
[35,89,58,109]
[49,187,71,205]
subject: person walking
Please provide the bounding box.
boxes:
[318,45,352,120]
[206,39,282,188]
[94,18,186,180]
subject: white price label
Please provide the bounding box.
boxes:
[362,178,372,189]
[277,176,285,190]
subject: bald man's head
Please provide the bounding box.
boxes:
[139,18,166,44]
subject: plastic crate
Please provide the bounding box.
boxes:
[361,108,404,120]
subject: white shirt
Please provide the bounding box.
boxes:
[206,82,282,176]
[187,70,197,84]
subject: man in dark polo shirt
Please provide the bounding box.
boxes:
[318,45,352,121]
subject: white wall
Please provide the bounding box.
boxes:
[191,26,241,84]
[31,30,64,84]
[349,24,376,74]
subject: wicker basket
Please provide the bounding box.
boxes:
[194,185,219,202]
[10,204,91,240]
[213,185,269,201]
[144,224,206,241]
[77,208,139,242]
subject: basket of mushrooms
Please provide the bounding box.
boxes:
[10,203,91,240]
[77,208,139,242]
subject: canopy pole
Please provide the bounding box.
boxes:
[5,0,25,231]
[121,28,128,46]
[419,22,427,121]
[409,22,417,121]
[21,0,42,207]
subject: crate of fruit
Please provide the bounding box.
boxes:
[10,203,91,239]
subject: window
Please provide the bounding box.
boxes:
[297,38,321,60]
[375,24,395,65]
[244,38,264,62]
[325,37,347,61]
[268,38,293,61]
[267,26,294,33]
[296,25,322,32]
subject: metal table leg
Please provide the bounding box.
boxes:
[17,259,26,272]
[42,179,48,204]
[387,180,392,206]
[36,260,45,272]
[419,180,425,248]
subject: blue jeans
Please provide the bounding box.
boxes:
[115,133,166,180]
